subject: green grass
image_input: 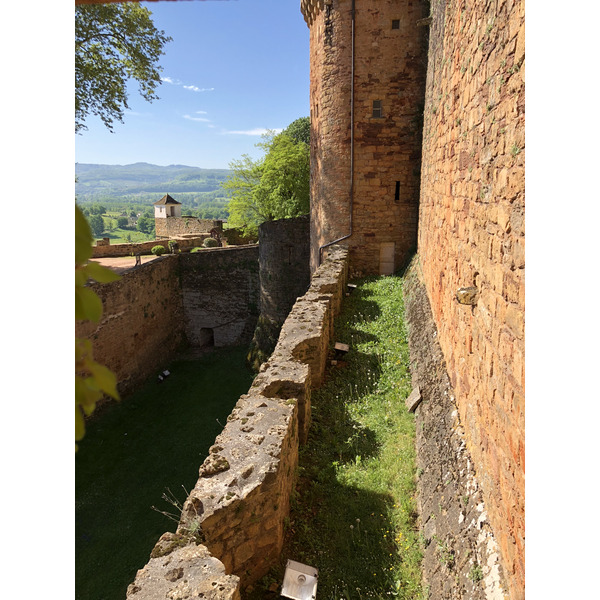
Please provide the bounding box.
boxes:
[94,227,155,245]
[75,347,255,600]
[254,274,423,600]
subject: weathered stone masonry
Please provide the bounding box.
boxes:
[76,255,186,398]
[305,0,428,276]
[418,2,525,598]
[76,246,260,398]
[303,2,525,599]
[126,246,349,600]
[91,235,213,259]
[247,216,312,370]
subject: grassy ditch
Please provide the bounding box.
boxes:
[75,347,254,600]
[253,274,423,599]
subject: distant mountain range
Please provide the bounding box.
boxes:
[75,162,231,202]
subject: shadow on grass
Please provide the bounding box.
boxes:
[247,276,421,600]
[75,347,254,600]
[251,376,414,600]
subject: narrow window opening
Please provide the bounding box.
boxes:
[392,19,400,29]
[372,100,383,118]
[394,181,401,202]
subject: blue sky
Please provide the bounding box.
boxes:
[75,0,310,169]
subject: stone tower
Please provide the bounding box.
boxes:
[301,0,429,276]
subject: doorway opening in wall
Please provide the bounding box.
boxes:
[199,327,215,347]
[379,242,395,275]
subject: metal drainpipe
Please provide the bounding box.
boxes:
[319,0,355,265]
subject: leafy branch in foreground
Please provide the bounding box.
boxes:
[75,205,121,449]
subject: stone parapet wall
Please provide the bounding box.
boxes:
[127,246,349,599]
[92,235,211,258]
[418,1,525,598]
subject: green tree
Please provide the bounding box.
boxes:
[137,216,153,234]
[90,204,106,215]
[283,116,310,145]
[76,3,171,133]
[117,216,129,228]
[222,121,310,235]
[88,214,105,237]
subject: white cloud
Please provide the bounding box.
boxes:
[161,76,181,85]
[183,114,211,123]
[222,128,283,136]
[161,77,213,92]
[183,85,215,93]
[195,110,208,115]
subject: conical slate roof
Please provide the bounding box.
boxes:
[153,194,181,206]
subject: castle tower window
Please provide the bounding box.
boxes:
[372,100,383,118]
[392,19,400,29]
[395,181,401,202]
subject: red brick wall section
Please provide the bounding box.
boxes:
[418,1,525,598]
[308,0,428,276]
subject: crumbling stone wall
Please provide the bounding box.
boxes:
[418,1,525,598]
[127,246,349,599]
[305,0,428,276]
[155,216,223,239]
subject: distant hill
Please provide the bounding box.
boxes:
[75,162,231,203]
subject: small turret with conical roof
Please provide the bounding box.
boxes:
[153,194,182,219]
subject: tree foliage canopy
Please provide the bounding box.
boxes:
[282,116,311,145]
[222,120,310,235]
[75,3,171,133]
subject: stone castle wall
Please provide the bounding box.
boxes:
[307,0,428,276]
[179,245,260,348]
[303,1,525,599]
[155,216,223,239]
[247,216,312,370]
[76,255,185,398]
[77,246,260,398]
[127,247,349,600]
[417,1,525,598]
[258,215,311,327]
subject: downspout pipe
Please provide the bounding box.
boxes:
[319,0,355,265]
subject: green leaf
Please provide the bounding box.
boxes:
[75,286,103,322]
[84,261,121,284]
[75,405,86,442]
[89,361,120,400]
